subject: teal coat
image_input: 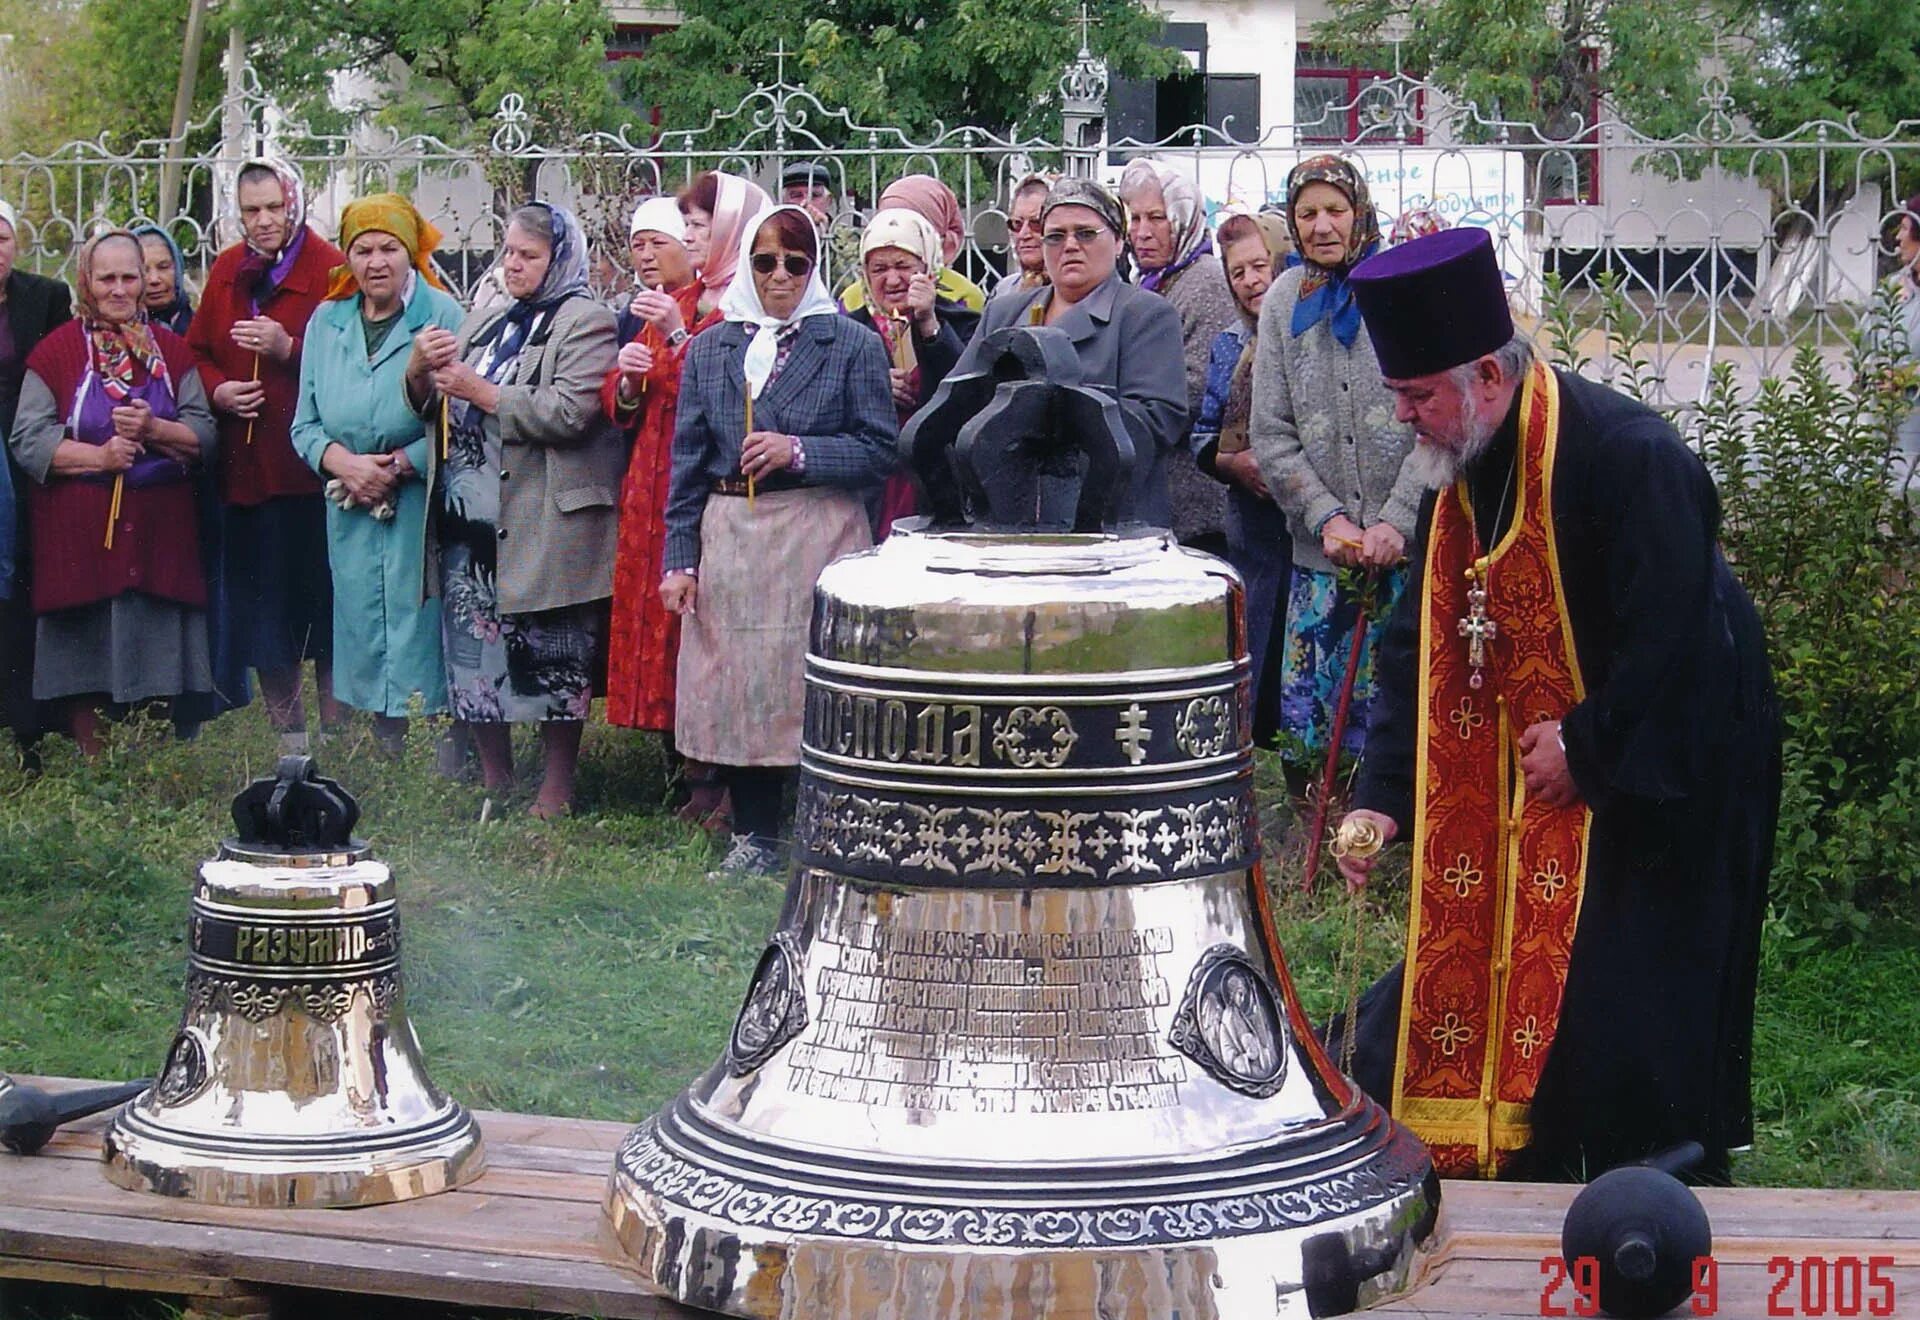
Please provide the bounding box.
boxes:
[291,281,465,717]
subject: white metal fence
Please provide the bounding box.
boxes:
[6,54,1919,408]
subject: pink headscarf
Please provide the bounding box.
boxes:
[698,173,774,297]
[878,174,965,265]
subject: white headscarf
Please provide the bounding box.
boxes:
[629,196,686,242]
[1118,156,1211,286]
[717,205,841,402]
[858,207,943,275]
[0,199,17,236]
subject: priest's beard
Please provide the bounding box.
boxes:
[1408,389,1501,490]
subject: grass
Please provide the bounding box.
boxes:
[1,697,1916,1316]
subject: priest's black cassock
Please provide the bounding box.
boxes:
[1339,367,1781,1184]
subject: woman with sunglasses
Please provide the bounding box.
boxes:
[661,206,897,876]
[992,172,1053,298]
[944,177,1188,526]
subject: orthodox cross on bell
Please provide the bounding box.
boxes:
[1457,563,1497,690]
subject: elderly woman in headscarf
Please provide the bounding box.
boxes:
[290,194,464,758]
[131,226,194,336]
[188,156,346,753]
[951,177,1188,526]
[661,205,897,876]
[598,196,712,817]
[131,222,247,738]
[6,229,217,754]
[1249,154,1425,791]
[844,206,981,538]
[408,201,622,818]
[1193,211,1295,745]
[1118,156,1242,556]
[1,199,75,762]
[679,171,775,331]
[842,174,987,313]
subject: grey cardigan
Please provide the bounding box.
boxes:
[1249,264,1425,573]
[1157,252,1240,542]
[416,292,623,615]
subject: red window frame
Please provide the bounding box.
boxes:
[1536,48,1602,207]
[1293,48,1424,146]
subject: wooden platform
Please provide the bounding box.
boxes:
[3,1078,1916,1318]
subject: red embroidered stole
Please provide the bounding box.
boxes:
[1392,360,1592,1178]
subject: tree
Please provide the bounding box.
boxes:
[634,0,1178,141]
[1724,0,1920,142]
[0,0,222,153]
[1312,0,1733,142]
[229,0,635,145]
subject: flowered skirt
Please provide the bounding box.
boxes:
[438,422,602,724]
[1277,564,1405,762]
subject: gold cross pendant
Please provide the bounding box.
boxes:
[1458,564,1497,690]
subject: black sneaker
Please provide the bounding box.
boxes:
[709,832,785,879]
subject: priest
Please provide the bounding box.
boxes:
[1330,227,1780,1184]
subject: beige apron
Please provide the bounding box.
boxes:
[673,486,871,765]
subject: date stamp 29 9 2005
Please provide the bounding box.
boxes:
[1539,1254,1901,1317]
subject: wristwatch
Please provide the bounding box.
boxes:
[666,328,691,348]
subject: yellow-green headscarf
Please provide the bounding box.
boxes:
[325,193,447,300]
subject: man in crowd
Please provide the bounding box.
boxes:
[1331,227,1780,1185]
[188,158,345,752]
[780,161,840,231]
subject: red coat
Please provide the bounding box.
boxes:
[186,228,343,506]
[24,321,207,615]
[600,284,715,731]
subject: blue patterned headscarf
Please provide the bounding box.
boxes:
[1285,154,1381,348]
[131,224,194,335]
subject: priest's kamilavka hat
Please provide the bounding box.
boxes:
[1348,226,1514,379]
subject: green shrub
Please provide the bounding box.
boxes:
[1540,274,1920,942]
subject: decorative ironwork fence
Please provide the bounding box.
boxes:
[5,51,1919,409]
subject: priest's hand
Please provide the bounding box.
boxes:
[1519,720,1580,808]
[1333,809,1398,892]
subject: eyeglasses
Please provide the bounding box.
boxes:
[1041,226,1108,247]
[751,252,814,277]
[1008,217,1044,233]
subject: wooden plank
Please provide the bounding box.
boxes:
[0,1204,697,1319]
[1436,1180,1920,1241]
[11,1077,1920,1319]
[0,1253,261,1299]
[0,1152,616,1264]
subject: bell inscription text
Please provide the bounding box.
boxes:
[784,919,1189,1114]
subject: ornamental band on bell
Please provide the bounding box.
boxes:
[798,663,1257,887]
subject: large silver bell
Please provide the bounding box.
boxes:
[605,328,1441,1317]
[102,757,484,1207]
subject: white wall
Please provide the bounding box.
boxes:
[1151,0,1298,146]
